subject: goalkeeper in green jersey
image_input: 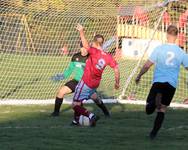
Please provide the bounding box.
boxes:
[51,40,115,117]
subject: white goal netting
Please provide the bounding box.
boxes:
[0,0,187,104]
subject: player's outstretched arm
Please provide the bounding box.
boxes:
[76,23,89,50]
[102,36,116,51]
[51,73,65,82]
[51,61,75,82]
[114,66,120,90]
[135,60,154,84]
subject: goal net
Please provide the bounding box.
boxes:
[119,0,188,104]
[0,0,187,104]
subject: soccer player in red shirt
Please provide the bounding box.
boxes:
[71,24,120,126]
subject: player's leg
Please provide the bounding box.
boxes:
[149,103,166,140]
[52,79,78,116]
[72,80,99,126]
[91,92,110,117]
[145,83,158,115]
[71,101,83,126]
[72,102,100,127]
[51,86,72,116]
[149,82,176,140]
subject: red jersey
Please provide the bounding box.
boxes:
[82,47,118,88]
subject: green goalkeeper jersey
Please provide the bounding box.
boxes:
[63,52,88,81]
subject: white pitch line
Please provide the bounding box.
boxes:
[166,125,188,131]
[117,99,188,109]
[0,99,188,108]
[0,125,73,129]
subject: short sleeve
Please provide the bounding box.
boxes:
[149,47,159,63]
[182,53,188,68]
[109,55,118,68]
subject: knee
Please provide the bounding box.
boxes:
[57,86,71,98]
[90,93,98,100]
[57,90,65,98]
[156,105,167,113]
[72,102,77,109]
[91,93,102,104]
[93,97,103,105]
[72,101,81,109]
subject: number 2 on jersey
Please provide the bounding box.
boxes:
[165,51,175,66]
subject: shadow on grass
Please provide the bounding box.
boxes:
[0,104,188,150]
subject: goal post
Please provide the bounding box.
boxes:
[0,0,187,104]
[119,0,188,102]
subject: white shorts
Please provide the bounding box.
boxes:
[73,80,96,102]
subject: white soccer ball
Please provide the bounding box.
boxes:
[79,115,90,126]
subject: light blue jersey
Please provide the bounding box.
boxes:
[149,43,188,88]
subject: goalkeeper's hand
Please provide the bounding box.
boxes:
[76,23,84,32]
[51,73,65,82]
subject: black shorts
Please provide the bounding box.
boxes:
[147,82,176,106]
[64,79,79,93]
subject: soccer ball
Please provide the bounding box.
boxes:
[79,115,90,126]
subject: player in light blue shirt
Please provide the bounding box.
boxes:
[135,25,188,139]
[149,43,188,88]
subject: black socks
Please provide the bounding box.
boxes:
[54,97,63,113]
[95,100,110,117]
[150,112,165,139]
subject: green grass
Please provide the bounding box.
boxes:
[0,104,188,150]
[0,53,188,102]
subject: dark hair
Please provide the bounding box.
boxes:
[93,34,104,46]
[167,25,178,36]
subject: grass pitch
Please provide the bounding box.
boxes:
[0,104,188,150]
[0,53,187,102]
